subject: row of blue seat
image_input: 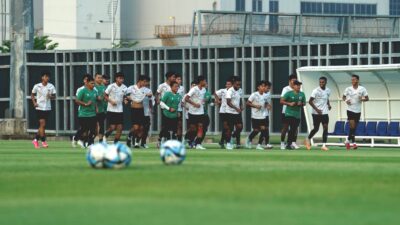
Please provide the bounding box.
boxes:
[329,121,400,136]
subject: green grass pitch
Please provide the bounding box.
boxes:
[1,140,400,225]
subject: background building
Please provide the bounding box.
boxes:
[2,0,399,49]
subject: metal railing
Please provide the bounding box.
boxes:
[155,11,400,45]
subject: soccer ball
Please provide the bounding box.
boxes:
[160,140,186,165]
[86,143,108,168]
[86,143,132,169]
[103,143,132,169]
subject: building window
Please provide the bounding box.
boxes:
[269,0,278,13]
[96,32,101,39]
[252,0,263,12]
[301,1,376,16]
[236,0,245,11]
[390,0,400,15]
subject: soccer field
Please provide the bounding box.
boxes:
[0,140,399,225]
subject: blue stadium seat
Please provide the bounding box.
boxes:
[377,121,389,136]
[388,122,400,136]
[365,121,377,136]
[344,122,350,135]
[355,121,366,135]
[329,121,345,135]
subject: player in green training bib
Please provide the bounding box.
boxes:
[281,80,306,150]
[160,82,182,140]
[75,76,98,147]
[94,73,107,142]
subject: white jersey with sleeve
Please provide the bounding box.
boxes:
[310,87,331,115]
[248,91,266,119]
[105,83,127,113]
[225,87,243,115]
[126,84,146,103]
[343,85,368,113]
[186,85,206,115]
[280,85,293,114]
[141,87,153,117]
[177,85,185,112]
[157,82,171,99]
[263,92,272,117]
[31,82,56,111]
[215,88,229,113]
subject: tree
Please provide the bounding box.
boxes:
[0,36,59,53]
[33,36,59,50]
[0,40,11,53]
[112,40,139,49]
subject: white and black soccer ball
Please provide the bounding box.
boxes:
[87,143,132,169]
[86,143,108,168]
[160,140,186,165]
[103,143,132,169]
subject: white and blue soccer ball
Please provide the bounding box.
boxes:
[160,140,186,165]
[86,143,108,168]
[87,143,132,169]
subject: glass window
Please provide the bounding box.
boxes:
[252,0,263,12]
[236,0,245,11]
[269,1,278,13]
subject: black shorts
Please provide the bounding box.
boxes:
[188,114,204,125]
[281,113,287,124]
[96,112,106,123]
[36,110,50,120]
[203,115,210,129]
[107,112,124,125]
[226,113,243,125]
[347,110,361,123]
[312,114,329,125]
[162,114,178,131]
[143,116,151,127]
[78,116,97,130]
[252,118,267,129]
[265,116,270,127]
[220,113,227,123]
[131,108,145,125]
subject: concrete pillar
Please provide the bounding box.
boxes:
[8,0,33,135]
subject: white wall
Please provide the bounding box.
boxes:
[120,0,217,40]
[43,0,78,49]
[76,0,120,49]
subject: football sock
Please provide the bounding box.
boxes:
[105,130,112,138]
[235,131,241,145]
[259,130,267,145]
[265,130,270,145]
[322,129,328,143]
[248,131,259,141]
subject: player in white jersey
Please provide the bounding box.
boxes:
[175,74,185,141]
[156,72,176,104]
[214,79,233,148]
[280,74,298,150]
[184,76,207,150]
[125,75,151,148]
[305,77,332,151]
[342,74,369,150]
[225,76,244,150]
[156,72,176,145]
[262,81,273,149]
[182,81,197,144]
[140,83,154,148]
[246,81,268,150]
[104,72,128,144]
[31,72,56,149]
